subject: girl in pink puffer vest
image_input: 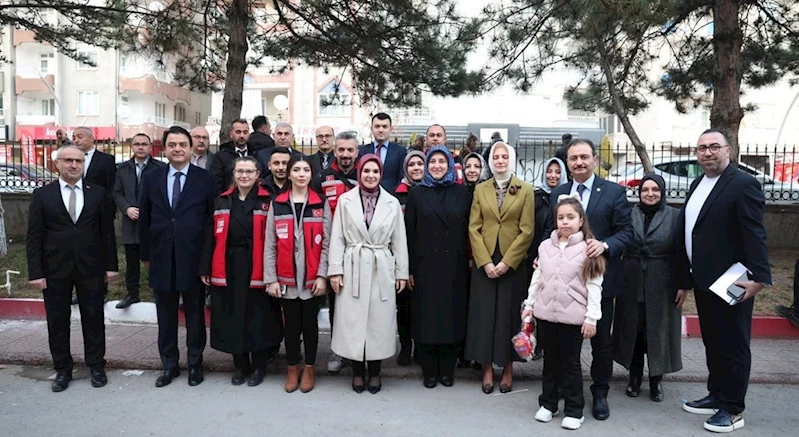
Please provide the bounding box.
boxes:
[521,195,606,431]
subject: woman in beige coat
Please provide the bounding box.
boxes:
[328,154,409,394]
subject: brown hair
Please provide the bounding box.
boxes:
[554,197,607,280]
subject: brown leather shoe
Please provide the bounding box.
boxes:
[300,365,315,393]
[285,365,301,393]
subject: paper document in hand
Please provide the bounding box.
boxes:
[709,262,749,306]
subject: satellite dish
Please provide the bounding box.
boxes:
[273,94,289,111]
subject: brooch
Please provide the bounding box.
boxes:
[508,184,521,195]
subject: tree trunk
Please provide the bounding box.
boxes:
[220,0,248,144]
[711,0,744,162]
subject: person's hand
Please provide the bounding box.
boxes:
[312,277,327,297]
[330,275,343,294]
[200,275,211,286]
[396,279,407,293]
[532,257,539,270]
[521,308,533,322]
[483,263,497,279]
[676,289,689,309]
[734,280,765,302]
[106,271,119,282]
[266,282,281,298]
[408,274,415,291]
[125,207,139,221]
[495,262,509,276]
[581,322,596,339]
[29,278,47,290]
[585,239,606,258]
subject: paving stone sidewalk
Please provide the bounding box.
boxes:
[1,319,797,383]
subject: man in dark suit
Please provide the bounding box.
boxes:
[358,112,406,191]
[139,126,219,388]
[544,138,633,420]
[309,125,335,184]
[678,129,771,433]
[113,133,166,309]
[72,126,117,304]
[249,115,276,151]
[190,126,216,171]
[211,119,261,192]
[26,145,119,392]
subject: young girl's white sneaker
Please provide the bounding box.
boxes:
[561,416,585,430]
[534,406,558,422]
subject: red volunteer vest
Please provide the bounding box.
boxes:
[272,189,326,289]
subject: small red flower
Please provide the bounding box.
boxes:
[509,184,521,195]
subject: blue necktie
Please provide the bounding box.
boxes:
[577,184,587,198]
[172,172,183,209]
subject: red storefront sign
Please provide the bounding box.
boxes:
[16,125,117,141]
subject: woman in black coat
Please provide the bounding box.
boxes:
[405,145,471,388]
[613,173,684,402]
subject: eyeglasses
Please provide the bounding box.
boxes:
[695,144,728,154]
[58,158,85,164]
[234,169,257,176]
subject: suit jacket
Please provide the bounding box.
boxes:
[193,151,216,171]
[308,150,335,184]
[26,181,118,280]
[138,164,219,291]
[359,142,407,191]
[468,175,535,270]
[84,149,117,213]
[677,163,771,291]
[113,157,166,244]
[211,141,265,192]
[248,131,276,150]
[544,176,633,296]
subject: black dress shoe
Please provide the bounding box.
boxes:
[481,383,494,394]
[71,296,78,305]
[155,368,180,388]
[368,379,382,394]
[90,367,108,388]
[683,394,721,415]
[188,367,204,386]
[248,368,265,387]
[704,409,745,433]
[115,295,141,309]
[352,377,365,394]
[231,368,248,386]
[592,396,610,420]
[51,369,72,392]
[439,375,454,387]
[499,383,512,393]
[423,377,438,389]
[649,377,664,402]
[626,375,642,397]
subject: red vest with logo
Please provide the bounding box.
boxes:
[272,189,326,289]
[210,186,271,288]
[319,162,357,216]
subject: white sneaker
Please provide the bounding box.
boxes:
[327,353,348,373]
[535,406,558,422]
[561,416,585,430]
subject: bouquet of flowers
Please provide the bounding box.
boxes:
[512,317,536,361]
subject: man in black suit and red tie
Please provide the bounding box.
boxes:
[139,126,219,388]
[26,145,119,392]
[678,129,771,433]
[358,112,406,191]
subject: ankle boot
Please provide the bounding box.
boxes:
[626,374,642,397]
[649,375,664,402]
[300,366,315,393]
[285,365,301,393]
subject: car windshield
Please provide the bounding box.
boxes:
[21,165,56,179]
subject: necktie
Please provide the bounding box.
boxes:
[322,154,329,169]
[67,185,77,223]
[237,149,246,158]
[136,163,144,182]
[376,144,384,163]
[172,172,183,209]
[577,184,587,198]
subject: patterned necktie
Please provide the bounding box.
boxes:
[172,172,183,209]
[577,184,587,198]
[67,185,77,223]
[322,153,329,169]
[136,163,144,182]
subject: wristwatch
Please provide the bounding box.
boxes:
[602,242,609,251]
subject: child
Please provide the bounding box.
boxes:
[521,194,606,430]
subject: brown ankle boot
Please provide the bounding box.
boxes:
[285,365,301,393]
[300,365,315,393]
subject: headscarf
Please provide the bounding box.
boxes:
[638,173,666,218]
[537,157,568,193]
[401,150,426,187]
[419,145,456,188]
[357,154,382,226]
[488,141,516,187]
[462,152,489,189]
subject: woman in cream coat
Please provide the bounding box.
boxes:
[328,154,409,394]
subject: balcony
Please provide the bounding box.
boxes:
[122,114,190,129]
[15,74,56,95]
[16,115,56,125]
[13,29,41,46]
[119,76,191,103]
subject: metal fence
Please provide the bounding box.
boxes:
[1,139,797,203]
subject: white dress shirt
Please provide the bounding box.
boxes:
[684,174,720,264]
[83,147,96,176]
[167,164,189,207]
[59,178,84,220]
[569,173,596,211]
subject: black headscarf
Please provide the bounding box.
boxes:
[638,173,666,231]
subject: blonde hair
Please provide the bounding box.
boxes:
[554,197,606,280]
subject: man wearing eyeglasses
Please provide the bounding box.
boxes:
[678,129,771,433]
[190,126,216,171]
[112,133,166,309]
[308,126,335,184]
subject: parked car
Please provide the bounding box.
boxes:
[608,156,799,201]
[0,164,58,192]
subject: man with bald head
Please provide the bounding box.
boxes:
[190,126,216,171]
[308,126,335,183]
[56,128,73,146]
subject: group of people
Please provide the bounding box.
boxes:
[27,114,772,433]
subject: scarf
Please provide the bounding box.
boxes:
[537,157,568,193]
[358,154,383,226]
[488,142,516,187]
[638,173,666,232]
[419,146,457,187]
[402,150,426,187]
[462,152,489,190]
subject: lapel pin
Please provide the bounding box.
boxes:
[596,187,601,192]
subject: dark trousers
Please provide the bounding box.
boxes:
[793,258,799,308]
[124,244,141,297]
[43,273,106,370]
[417,343,459,379]
[397,289,412,344]
[282,297,321,366]
[539,320,585,418]
[233,352,269,371]
[630,303,650,377]
[590,296,615,397]
[695,289,753,414]
[352,359,382,378]
[327,291,336,337]
[154,284,206,370]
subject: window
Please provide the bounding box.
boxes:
[41,99,55,116]
[699,106,710,128]
[195,111,202,125]
[0,94,4,117]
[40,53,54,74]
[155,102,166,119]
[76,48,98,70]
[174,105,185,122]
[77,91,99,115]
[317,81,351,117]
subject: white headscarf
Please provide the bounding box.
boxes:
[488,142,516,187]
[537,157,568,193]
